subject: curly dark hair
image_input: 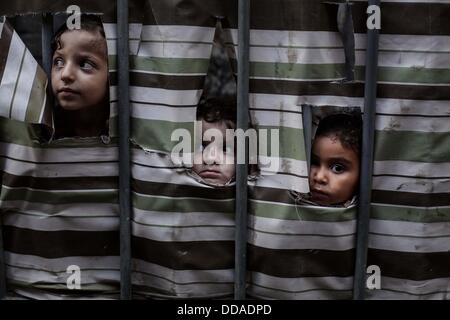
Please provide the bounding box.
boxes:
[315,113,362,156]
[196,96,237,128]
[51,14,106,56]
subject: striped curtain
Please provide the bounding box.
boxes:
[365,0,450,300]
[0,0,449,300]
[127,1,235,298]
[245,0,359,300]
[0,13,121,299]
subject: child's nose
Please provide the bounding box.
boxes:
[203,145,223,165]
[313,166,328,184]
[60,63,75,83]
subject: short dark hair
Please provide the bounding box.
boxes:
[196,96,237,129]
[51,14,106,55]
[315,113,362,155]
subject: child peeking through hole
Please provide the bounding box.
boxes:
[192,96,237,186]
[308,113,362,206]
[51,14,109,138]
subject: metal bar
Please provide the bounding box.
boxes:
[0,15,5,299]
[0,14,8,300]
[234,0,250,300]
[301,105,312,172]
[41,13,53,77]
[0,214,6,299]
[117,0,132,300]
[353,0,380,300]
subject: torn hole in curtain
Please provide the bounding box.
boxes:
[187,16,261,187]
[0,16,53,141]
[50,12,111,142]
[0,13,114,144]
[294,104,362,208]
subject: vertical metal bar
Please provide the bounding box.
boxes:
[0,14,7,297]
[0,215,6,298]
[353,0,380,300]
[41,12,54,142]
[234,0,250,300]
[41,13,53,77]
[117,0,131,300]
[301,105,312,172]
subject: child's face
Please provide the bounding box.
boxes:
[192,120,236,186]
[309,135,360,205]
[51,29,108,111]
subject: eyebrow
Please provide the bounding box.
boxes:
[327,156,353,165]
[78,52,102,61]
[53,50,104,63]
[311,153,353,165]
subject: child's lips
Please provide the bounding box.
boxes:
[58,87,80,96]
[199,170,222,179]
[311,189,329,201]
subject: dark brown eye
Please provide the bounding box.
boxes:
[80,60,95,70]
[331,163,345,174]
[53,57,64,68]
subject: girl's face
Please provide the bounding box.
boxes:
[51,29,108,111]
[192,120,236,186]
[309,135,360,205]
